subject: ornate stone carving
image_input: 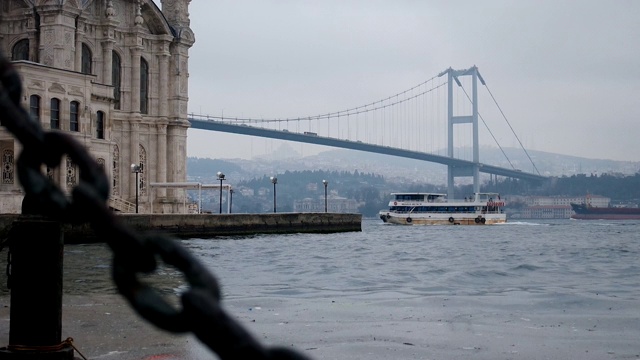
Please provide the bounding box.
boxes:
[139,144,146,196]
[112,144,119,196]
[134,0,144,26]
[161,0,190,26]
[48,83,66,94]
[106,0,115,18]
[2,149,14,184]
[66,156,77,189]
[29,80,45,89]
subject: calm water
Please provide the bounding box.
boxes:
[50,218,640,311]
[182,219,640,302]
[4,218,640,358]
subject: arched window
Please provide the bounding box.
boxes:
[112,51,121,110]
[70,101,79,132]
[12,39,29,61]
[140,58,149,114]
[29,95,40,122]
[96,111,105,139]
[81,43,92,75]
[50,98,60,129]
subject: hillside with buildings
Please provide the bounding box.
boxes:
[187,148,640,218]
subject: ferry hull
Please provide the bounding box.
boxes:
[379,212,506,225]
[380,192,507,226]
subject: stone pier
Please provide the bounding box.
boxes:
[0,213,362,244]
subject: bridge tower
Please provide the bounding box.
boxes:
[438,66,485,199]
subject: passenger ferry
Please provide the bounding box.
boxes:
[379,192,507,225]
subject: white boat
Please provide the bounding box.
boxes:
[379,192,507,225]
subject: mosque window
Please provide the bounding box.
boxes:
[140,58,149,114]
[96,111,105,139]
[51,98,60,129]
[29,95,40,122]
[112,51,122,110]
[81,44,92,74]
[12,39,29,61]
[70,101,79,132]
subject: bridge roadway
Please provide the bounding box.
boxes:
[189,118,547,182]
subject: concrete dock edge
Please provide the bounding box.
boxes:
[0,213,362,244]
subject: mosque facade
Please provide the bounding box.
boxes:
[0,0,194,214]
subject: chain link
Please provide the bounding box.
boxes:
[0,55,311,360]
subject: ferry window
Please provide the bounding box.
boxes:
[396,194,424,201]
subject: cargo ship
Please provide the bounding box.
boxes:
[570,203,640,220]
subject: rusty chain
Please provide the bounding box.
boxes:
[0,55,311,360]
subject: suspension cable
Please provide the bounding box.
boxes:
[484,83,541,175]
[458,86,517,170]
[192,76,447,124]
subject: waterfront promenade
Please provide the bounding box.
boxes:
[0,212,362,243]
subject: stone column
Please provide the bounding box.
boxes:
[156,124,167,198]
[102,41,113,85]
[130,48,141,113]
[129,122,140,199]
[74,24,84,72]
[159,52,170,117]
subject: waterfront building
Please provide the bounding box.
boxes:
[0,0,194,214]
[516,195,610,219]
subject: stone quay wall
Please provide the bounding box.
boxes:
[0,213,362,244]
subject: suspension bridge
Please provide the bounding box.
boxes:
[188,66,548,198]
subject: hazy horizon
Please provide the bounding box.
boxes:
[151,1,640,163]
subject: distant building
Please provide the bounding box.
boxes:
[517,195,610,219]
[0,0,194,214]
[522,205,572,219]
[294,196,359,213]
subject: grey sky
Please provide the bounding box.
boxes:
[173,1,640,162]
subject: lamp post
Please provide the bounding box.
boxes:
[217,171,225,214]
[322,179,328,213]
[131,163,143,213]
[229,188,234,214]
[270,176,277,213]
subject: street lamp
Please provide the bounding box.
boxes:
[131,163,143,213]
[322,179,328,213]
[270,176,277,213]
[217,171,225,214]
[229,188,234,214]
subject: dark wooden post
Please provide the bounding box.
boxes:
[0,216,74,359]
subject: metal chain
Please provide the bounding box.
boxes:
[0,55,311,360]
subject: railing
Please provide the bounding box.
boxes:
[107,196,136,213]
